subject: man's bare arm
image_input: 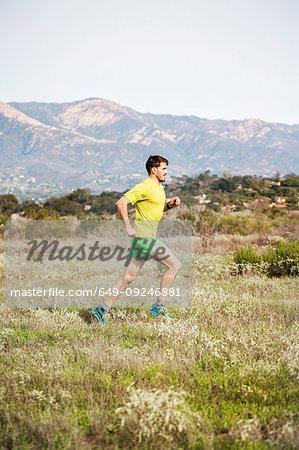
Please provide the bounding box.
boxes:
[116,196,137,237]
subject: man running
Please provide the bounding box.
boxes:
[92,155,181,324]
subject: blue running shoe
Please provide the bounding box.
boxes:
[92,307,109,324]
[149,305,175,319]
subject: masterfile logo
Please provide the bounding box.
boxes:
[5,219,192,308]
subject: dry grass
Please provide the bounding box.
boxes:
[0,233,298,449]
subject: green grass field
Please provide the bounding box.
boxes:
[0,235,298,449]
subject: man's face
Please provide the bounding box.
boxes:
[153,162,168,182]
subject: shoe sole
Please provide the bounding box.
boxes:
[149,308,175,319]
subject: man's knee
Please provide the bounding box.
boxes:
[123,273,137,284]
[174,259,182,273]
[165,257,182,273]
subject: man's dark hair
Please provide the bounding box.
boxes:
[145,155,168,175]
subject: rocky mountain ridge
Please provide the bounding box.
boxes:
[0,98,298,201]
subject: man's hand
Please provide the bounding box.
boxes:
[125,224,137,238]
[167,196,181,209]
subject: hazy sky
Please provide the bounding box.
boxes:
[1,0,298,124]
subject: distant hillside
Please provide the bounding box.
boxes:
[0,98,298,201]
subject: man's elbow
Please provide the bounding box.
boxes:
[116,196,129,209]
[116,200,121,213]
[116,197,123,207]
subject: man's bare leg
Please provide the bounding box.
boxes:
[157,246,182,302]
[149,244,182,317]
[97,257,146,309]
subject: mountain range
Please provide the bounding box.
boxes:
[0,98,298,201]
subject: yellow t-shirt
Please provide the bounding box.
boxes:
[124,177,166,237]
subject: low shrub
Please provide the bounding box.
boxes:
[232,240,299,277]
[232,243,261,274]
[262,239,299,277]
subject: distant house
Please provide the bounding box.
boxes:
[276,197,287,204]
[11,213,27,221]
[194,194,211,205]
[11,213,20,220]
[244,197,271,210]
[226,204,238,211]
[270,196,287,208]
[221,204,238,212]
[270,203,287,208]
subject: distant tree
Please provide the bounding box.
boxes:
[277,186,297,197]
[211,178,238,193]
[286,190,298,206]
[0,194,21,215]
[23,201,41,219]
[36,209,49,220]
[198,172,218,187]
[91,193,117,215]
[36,208,60,220]
[67,188,91,204]
[44,198,82,216]
[241,176,264,192]
[179,195,198,207]
[282,178,299,188]
[283,173,298,179]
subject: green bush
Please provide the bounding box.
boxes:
[232,243,261,273]
[262,240,299,277]
[232,240,299,277]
